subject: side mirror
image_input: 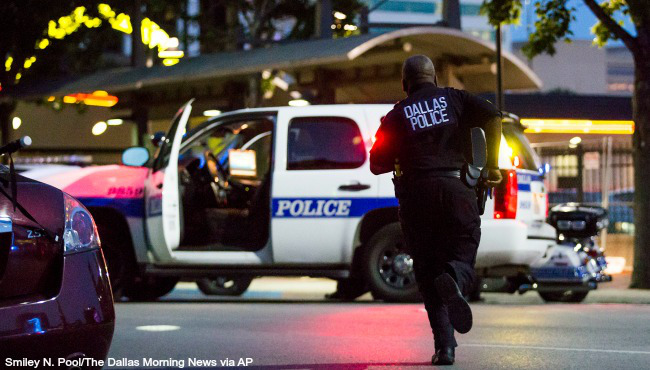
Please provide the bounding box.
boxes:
[122,147,150,167]
[151,131,166,147]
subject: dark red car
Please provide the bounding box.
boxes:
[0,138,115,361]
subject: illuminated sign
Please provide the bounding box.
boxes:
[522,119,634,135]
[64,91,118,107]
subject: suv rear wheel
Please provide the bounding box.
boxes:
[363,223,421,302]
[197,276,253,296]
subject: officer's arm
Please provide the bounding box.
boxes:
[484,115,502,169]
[462,92,502,169]
[369,113,401,175]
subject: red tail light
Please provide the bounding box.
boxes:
[494,170,518,219]
[545,193,549,217]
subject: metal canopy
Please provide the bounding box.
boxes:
[49,27,541,105]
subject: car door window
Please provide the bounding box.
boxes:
[287,117,366,170]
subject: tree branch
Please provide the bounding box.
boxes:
[582,0,638,54]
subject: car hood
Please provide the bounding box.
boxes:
[24,164,149,200]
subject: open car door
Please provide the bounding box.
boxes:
[144,99,194,260]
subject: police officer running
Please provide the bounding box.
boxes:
[369,55,502,365]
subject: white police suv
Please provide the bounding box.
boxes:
[28,101,555,302]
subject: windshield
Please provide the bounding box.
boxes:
[153,101,193,171]
[500,123,542,171]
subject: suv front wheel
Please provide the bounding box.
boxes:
[363,223,421,302]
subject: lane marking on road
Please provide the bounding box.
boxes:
[462,343,650,355]
[136,325,181,332]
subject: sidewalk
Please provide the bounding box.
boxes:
[172,273,650,304]
[481,272,650,305]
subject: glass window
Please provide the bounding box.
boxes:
[287,117,366,170]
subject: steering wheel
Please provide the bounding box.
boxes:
[203,150,230,205]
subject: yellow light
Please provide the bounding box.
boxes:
[334,11,347,20]
[15,73,21,81]
[288,99,310,107]
[504,144,514,157]
[12,117,21,130]
[98,4,115,18]
[150,29,170,50]
[203,110,222,117]
[47,96,55,102]
[5,57,13,72]
[37,39,50,49]
[141,18,152,45]
[92,121,108,136]
[110,13,133,34]
[24,56,36,69]
[522,118,634,135]
[162,58,180,67]
[158,50,184,58]
[84,97,118,107]
[64,92,118,107]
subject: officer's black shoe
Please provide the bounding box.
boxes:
[435,273,473,334]
[431,347,455,365]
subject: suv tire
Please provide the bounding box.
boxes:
[197,276,253,296]
[364,223,421,302]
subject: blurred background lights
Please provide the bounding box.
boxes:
[107,118,123,126]
[569,136,582,145]
[333,11,347,20]
[288,99,310,107]
[203,110,222,117]
[12,117,21,130]
[92,121,108,136]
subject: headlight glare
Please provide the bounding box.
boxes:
[63,194,100,254]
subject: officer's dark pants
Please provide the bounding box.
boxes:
[398,176,481,349]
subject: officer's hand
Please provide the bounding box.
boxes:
[486,168,502,187]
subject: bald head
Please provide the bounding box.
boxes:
[402,55,437,93]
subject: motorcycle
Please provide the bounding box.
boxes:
[525,202,612,303]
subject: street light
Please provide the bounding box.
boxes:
[12,117,21,130]
[92,121,108,136]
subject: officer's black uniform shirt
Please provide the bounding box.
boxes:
[370,83,501,174]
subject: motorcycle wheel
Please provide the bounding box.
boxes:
[539,290,589,303]
[197,276,253,296]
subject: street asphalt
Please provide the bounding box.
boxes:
[105,275,650,369]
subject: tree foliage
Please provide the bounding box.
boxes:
[199,0,364,53]
[481,0,633,59]
[590,0,629,47]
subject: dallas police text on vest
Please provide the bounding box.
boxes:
[403,97,449,131]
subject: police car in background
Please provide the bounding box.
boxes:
[25,101,555,302]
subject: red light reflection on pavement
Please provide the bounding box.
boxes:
[280,304,433,365]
